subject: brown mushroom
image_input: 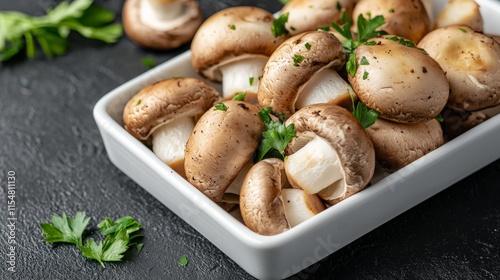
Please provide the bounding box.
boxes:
[258,31,350,118]
[440,107,488,140]
[190,6,286,100]
[366,118,444,171]
[350,35,449,123]
[284,103,375,205]
[281,0,357,36]
[122,77,219,175]
[418,26,500,112]
[122,0,203,49]
[434,0,484,32]
[184,100,264,202]
[352,0,431,43]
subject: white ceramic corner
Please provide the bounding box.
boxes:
[93,1,500,279]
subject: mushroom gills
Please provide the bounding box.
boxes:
[140,0,197,30]
[218,56,268,99]
[285,134,345,196]
[152,116,195,175]
[281,188,325,228]
[295,68,353,109]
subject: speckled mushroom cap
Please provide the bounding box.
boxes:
[123,77,220,140]
[184,100,264,202]
[418,26,500,112]
[281,0,356,36]
[285,103,375,205]
[349,35,449,124]
[258,31,346,118]
[352,0,430,43]
[122,0,203,50]
[190,6,285,82]
[239,158,289,236]
[366,118,444,171]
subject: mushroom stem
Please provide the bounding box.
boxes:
[140,0,194,30]
[285,134,344,195]
[219,56,268,99]
[295,68,353,109]
[280,189,325,228]
[152,116,195,175]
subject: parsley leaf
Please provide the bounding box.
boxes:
[350,93,379,128]
[279,0,291,5]
[330,14,387,77]
[141,57,156,68]
[40,212,143,268]
[40,212,90,247]
[214,102,228,111]
[272,13,289,37]
[257,107,296,161]
[233,92,246,101]
[0,0,122,62]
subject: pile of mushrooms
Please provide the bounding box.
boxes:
[122,0,500,235]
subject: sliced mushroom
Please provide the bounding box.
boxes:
[184,100,264,202]
[434,0,483,32]
[258,31,350,118]
[285,103,375,205]
[418,26,500,112]
[190,6,286,100]
[122,0,203,49]
[281,0,357,36]
[239,158,289,236]
[123,78,219,176]
[366,118,444,171]
[350,35,449,123]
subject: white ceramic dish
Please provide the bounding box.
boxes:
[94,1,500,279]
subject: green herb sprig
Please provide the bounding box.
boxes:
[40,212,143,268]
[350,93,379,128]
[330,14,387,76]
[257,107,296,161]
[272,12,290,37]
[0,0,122,62]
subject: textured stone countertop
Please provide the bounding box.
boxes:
[1,0,499,279]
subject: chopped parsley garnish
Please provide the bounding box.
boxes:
[40,212,143,268]
[350,93,379,128]
[389,8,395,13]
[249,76,254,86]
[458,27,467,33]
[257,107,296,161]
[436,114,444,122]
[331,14,387,77]
[360,56,369,65]
[336,2,342,11]
[272,13,289,37]
[233,92,246,101]
[230,24,236,30]
[134,98,142,106]
[214,102,228,111]
[141,57,156,68]
[279,0,290,5]
[178,255,189,266]
[305,42,311,50]
[363,70,369,80]
[292,54,305,66]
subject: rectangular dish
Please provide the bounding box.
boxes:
[93,1,500,279]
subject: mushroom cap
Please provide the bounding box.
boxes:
[352,0,430,43]
[239,158,289,236]
[417,26,500,112]
[123,77,220,140]
[366,118,444,171]
[184,100,264,202]
[281,0,356,36]
[349,35,449,123]
[190,6,285,82]
[122,0,203,50]
[434,0,483,32]
[258,31,346,117]
[285,103,375,205]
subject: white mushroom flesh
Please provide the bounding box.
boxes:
[225,161,253,196]
[140,0,198,30]
[152,116,194,165]
[281,189,323,228]
[285,135,344,194]
[218,56,268,99]
[295,68,353,109]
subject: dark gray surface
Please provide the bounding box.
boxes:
[1,0,499,279]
